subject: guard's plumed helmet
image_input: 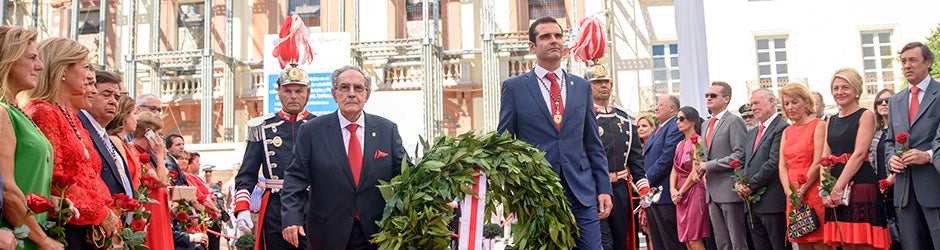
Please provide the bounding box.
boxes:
[583,64,611,82]
[277,66,310,87]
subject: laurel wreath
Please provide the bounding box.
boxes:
[371,131,578,249]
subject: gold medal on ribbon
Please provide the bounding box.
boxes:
[271,136,283,147]
[553,114,562,125]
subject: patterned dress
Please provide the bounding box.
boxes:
[823,108,890,249]
[673,139,710,242]
[782,118,825,243]
[24,100,113,226]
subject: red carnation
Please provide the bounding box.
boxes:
[690,134,700,144]
[138,153,151,165]
[140,175,164,190]
[26,193,54,214]
[209,211,218,220]
[52,173,74,189]
[168,170,179,179]
[796,174,808,185]
[175,211,189,221]
[896,132,910,145]
[131,219,147,231]
[879,179,892,191]
[729,159,740,169]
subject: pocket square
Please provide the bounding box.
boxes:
[374,150,389,159]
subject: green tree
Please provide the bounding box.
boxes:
[928,23,940,78]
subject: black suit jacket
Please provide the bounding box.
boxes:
[77,110,132,196]
[281,111,408,250]
[743,115,789,214]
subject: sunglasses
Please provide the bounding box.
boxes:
[677,116,687,122]
[875,98,888,106]
[704,93,722,99]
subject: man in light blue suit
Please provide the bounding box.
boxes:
[497,16,613,249]
[642,94,686,250]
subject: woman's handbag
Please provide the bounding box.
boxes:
[787,203,821,239]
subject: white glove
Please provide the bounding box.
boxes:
[236,211,253,233]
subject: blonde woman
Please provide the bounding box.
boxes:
[821,68,890,250]
[777,83,827,249]
[0,26,63,250]
[22,38,118,249]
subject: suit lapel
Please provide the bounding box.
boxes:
[78,111,120,181]
[912,80,939,125]
[561,71,576,129]
[746,123,758,159]
[325,112,356,190]
[360,114,377,190]
[523,71,555,126]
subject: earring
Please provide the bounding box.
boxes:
[61,77,65,81]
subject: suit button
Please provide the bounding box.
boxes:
[270,163,278,168]
[268,151,276,156]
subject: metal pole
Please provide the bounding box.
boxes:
[98,0,107,68]
[201,0,214,144]
[338,0,344,32]
[29,0,36,28]
[151,0,162,96]
[481,0,498,132]
[223,0,234,142]
[69,0,78,39]
[353,0,359,41]
[123,0,138,96]
[0,0,6,26]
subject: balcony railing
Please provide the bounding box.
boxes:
[160,74,223,101]
[241,69,266,97]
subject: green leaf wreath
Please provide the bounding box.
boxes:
[371,131,578,249]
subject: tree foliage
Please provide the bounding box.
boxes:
[371,131,578,249]
[929,23,940,78]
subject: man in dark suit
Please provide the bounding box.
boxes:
[735,88,788,250]
[702,81,748,250]
[496,16,612,249]
[888,41,940,249]
[234,65,314,250]
[643,94,685,250]
[78,70,133,197]
[281,65,408,250]
[165,134,191,186]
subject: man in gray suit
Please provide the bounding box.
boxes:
[734,88,788,250]
[888,41,940,249]
[702,82,747,250]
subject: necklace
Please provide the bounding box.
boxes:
[58,104,90,160]
[538,75,564,125]
[8,104,37,127]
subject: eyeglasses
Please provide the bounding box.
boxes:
[704,93,722,99]
[139,104,163,114]
[742,115,754,119]
[676,116,687,122]
[335,83,368,93]
[875,98,888,106]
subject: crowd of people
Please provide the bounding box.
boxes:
[2,14,940,250]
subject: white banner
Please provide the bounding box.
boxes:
[459,170,487,250]
[675,0,710,112]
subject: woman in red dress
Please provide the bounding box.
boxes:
[119,110,174,250]
[778,83,828,250]
[22,37,119,249]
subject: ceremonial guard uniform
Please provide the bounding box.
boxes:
[587,64,650,250]
[234,66,314,250]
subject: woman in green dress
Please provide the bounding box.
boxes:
[0,26,63,250]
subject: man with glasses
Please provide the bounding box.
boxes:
[281,65,409,249]
[136,93,164,115]
[234,65,316,250]
[702,81,748,250]
[643,94,686,250]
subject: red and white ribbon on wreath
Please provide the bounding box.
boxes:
[565,16,607,63]
[458,169,487,250]
[272,14,314,69]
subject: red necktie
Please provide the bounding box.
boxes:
[753,124,765,153]
[910,87,919,123]
[545,72,565,130]
[706,117,718,147]
[654,125,662,135]
[346,124,362,187]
